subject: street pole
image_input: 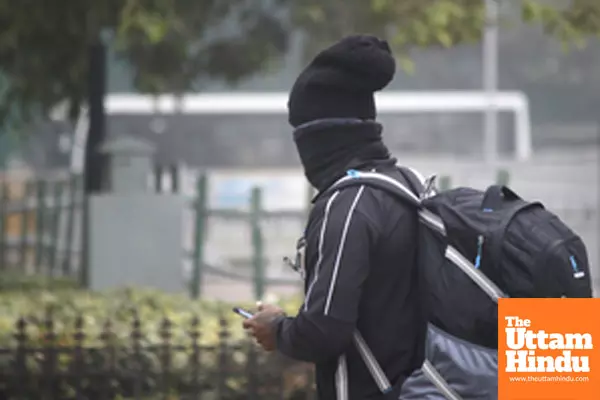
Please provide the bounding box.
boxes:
[483,0,499,164]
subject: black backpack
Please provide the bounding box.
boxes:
[329,167,593,349]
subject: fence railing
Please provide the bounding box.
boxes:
[0,167,512,299]
[0,312,315,400]
[0,175,83,278]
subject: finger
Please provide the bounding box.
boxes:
[242,319,255,329]
[245,326,258,336]
[256,300,264,311]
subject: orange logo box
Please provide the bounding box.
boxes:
[498,298,600,400]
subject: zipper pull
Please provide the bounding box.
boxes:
[474,235,484,269]
[283,256,297,271]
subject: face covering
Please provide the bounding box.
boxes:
[293,118,395,192]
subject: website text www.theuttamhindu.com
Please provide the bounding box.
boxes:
[508,376,590,383]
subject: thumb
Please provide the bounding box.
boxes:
[256,300,264,312]
[242,318,255,329]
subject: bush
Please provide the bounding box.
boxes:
[0,287,303,346]
[0,287,311,399]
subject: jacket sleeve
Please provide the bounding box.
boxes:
[275,186,379,363]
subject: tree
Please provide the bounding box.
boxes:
[0,0,289,128]
[290,0,600,71]
[1,0,599,130]
[288,0,600,126]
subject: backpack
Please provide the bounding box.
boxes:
[324,167,593,400]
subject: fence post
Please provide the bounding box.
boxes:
[0,181,7,271]
[62,174,79,276]
[438,175,452,191]
[34,180,47,272]
[495,168,510,186]
[190,173,207,299]
[48,180,64,276]
[18,181,33,269]
[250,186,265,301]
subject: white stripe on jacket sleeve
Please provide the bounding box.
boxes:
[324,185,365,315]
[304,190,340,311]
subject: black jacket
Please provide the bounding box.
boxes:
[275,165,427,399]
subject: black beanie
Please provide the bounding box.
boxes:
[288,35,396,128]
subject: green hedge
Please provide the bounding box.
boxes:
[0,286,303,346]
[0,285,310,399]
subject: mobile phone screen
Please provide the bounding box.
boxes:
[232,307,254,319]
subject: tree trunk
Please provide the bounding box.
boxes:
[84,40,107,194]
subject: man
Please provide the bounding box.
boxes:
[243,35,427,399]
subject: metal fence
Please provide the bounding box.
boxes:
[0,313,315,400]
[0,161,597,299]
[0,173,82,278]
[0,168,306,300]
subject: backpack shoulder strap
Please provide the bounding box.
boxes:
[397,166,425,193]
[324,169,422,207]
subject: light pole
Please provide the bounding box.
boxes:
[483,0,499,164]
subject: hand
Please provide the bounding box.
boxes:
[242,303,286,351]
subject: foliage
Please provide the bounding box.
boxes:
[516,0,600,92]
[0,287,308,399]
[0,286,303,347]
[1,0,599,133]
[291,0,600,71]
[521,0,600,47]
[0,0,289,128]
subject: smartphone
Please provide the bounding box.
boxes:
[232,307,254,319]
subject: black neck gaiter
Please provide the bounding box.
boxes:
[293,119,396,193]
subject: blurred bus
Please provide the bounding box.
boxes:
[103,91,532,168]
